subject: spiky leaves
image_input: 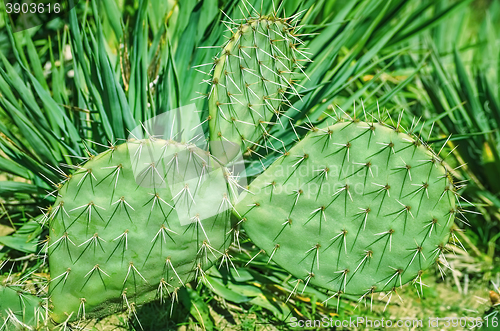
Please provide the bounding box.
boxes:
[208,15,301,161]
[237,121,456,296]
[47,140,233,323]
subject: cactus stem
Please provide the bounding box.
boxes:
[74,168,96,197]
[311,128,333,152]
[98,164,123,202]
[407,182,430,216]
[381,267,404,290]
[367,182,391,215]
[352,207,372,249]
[136,162,164,189]
[242,202,259,217]
[434,186,452,210]
[264,181,277,201]
[372,229,395,271]
[161,258,182,287]
[387,200,413,233]
[50,201,70,226]
[171,184,196,207]
[145,192,174,217]
[144,225,178,266]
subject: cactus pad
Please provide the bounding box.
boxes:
[237,120,456,296]
[208,15,301,160]
[0,285,44,330]
[47,139,233,323]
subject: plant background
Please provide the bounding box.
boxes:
[0,0,499,330]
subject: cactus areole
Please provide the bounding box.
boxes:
[208,15,302,161]
[39,8,463,326]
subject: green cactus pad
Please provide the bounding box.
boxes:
[47,139,233,323]
[208,15,300,160]
[0,285,44,330]
[237,120,456,296]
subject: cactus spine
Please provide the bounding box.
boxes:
[46,138,234,322]
[235,118,457,301]
[207,13,304,161]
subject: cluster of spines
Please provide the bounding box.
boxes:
[34,105,472,320]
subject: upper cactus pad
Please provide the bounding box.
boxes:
[236,120,456,297]
[208,15,302,160]
[47,139,233,323]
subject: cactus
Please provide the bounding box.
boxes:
[207,12,305,161]
[45,137,235,323]
[235,117,457,302]
[0,2,473,328]
[0,285,44,330]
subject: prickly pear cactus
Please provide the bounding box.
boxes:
[208,14,303,160]
[0,285,44,330]
[236,120,456,297]
[46,138,233,323]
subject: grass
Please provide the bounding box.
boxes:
[0,0,500,330]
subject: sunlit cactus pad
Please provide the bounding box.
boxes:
[208,14,302,159]
[47,139,233,323]
[237,120,456,296]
